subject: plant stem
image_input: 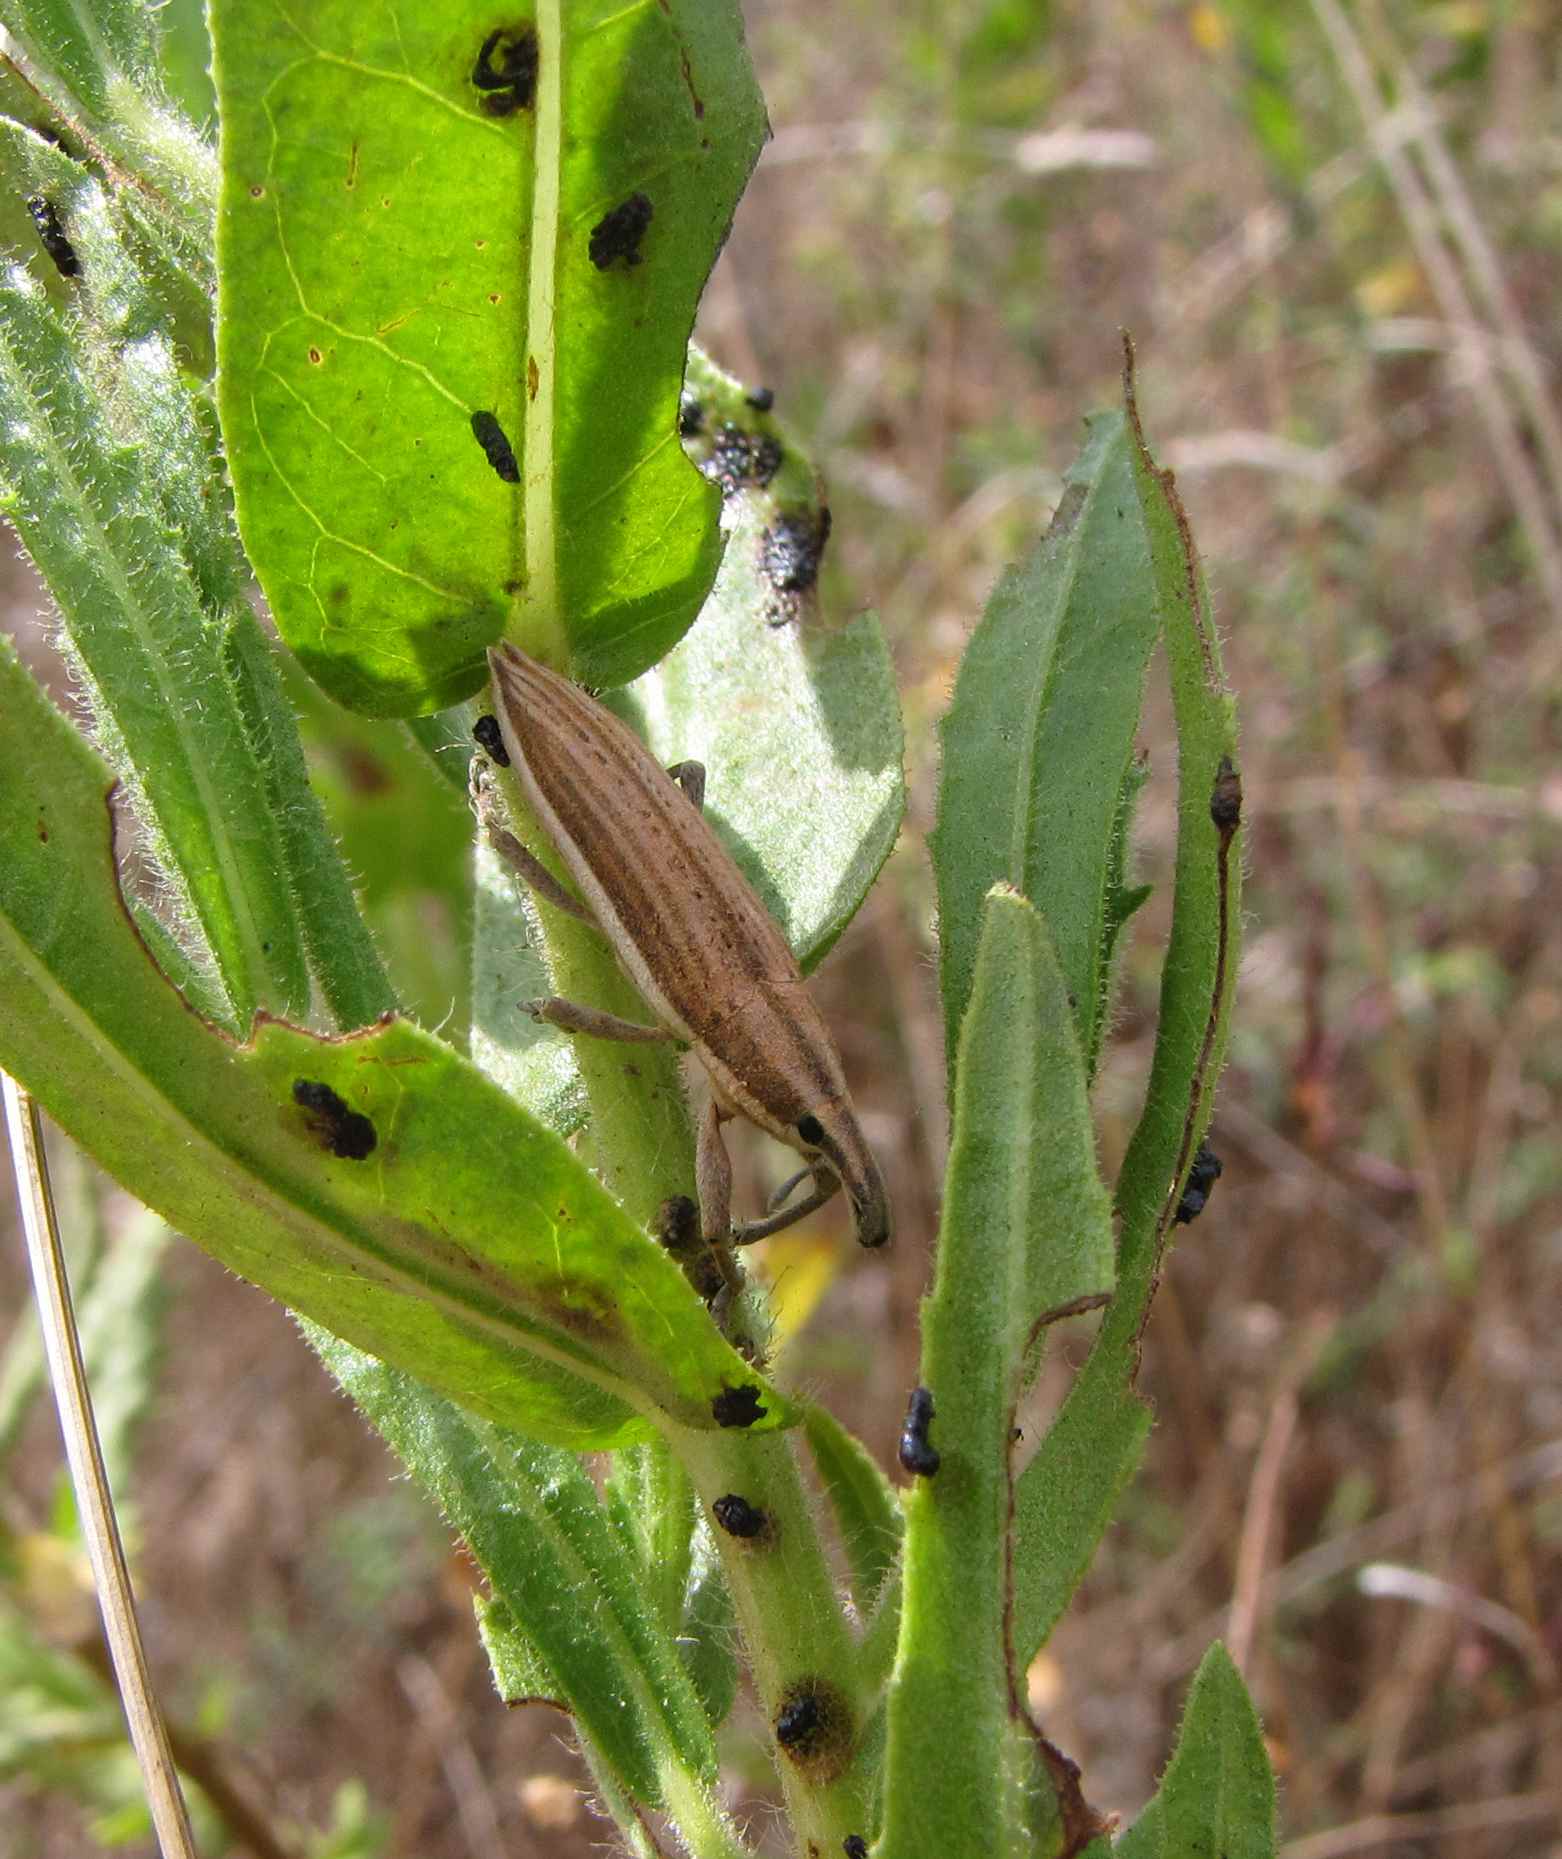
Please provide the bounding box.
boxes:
[670,1423,874,1857]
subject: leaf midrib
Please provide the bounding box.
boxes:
[523,0,563,662]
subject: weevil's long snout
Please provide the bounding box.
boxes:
[816,1115,892,1250]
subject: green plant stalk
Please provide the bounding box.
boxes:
[509,798,871,1844]
[584,1732,751,1859]
[671,1423,873,1854]
[481,743,880,1852]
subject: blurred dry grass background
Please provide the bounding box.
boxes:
[3,1,1561,1854]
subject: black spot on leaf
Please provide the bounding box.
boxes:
[1210,756,1242,833]
[776,1693,821,1749]
[761,507,832,595]
[701,422,783,495]
[26,196,79,278]
[1174,1142,1223,1225]
[470,410,520,483]
[898,1386,939,1477]
[472,26,538,114]
[711,1382,766,1428]
[293,1079,377,1161]
[712,1493,767,1539]
[472,714,509,765]
[589,193,653,269]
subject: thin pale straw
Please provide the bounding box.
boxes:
[3,1070,199,1859]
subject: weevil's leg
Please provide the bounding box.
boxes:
[666,760,706,813]
[732,1167,843,1247]
[696,1098,735,1241]
[654,1193,740,1302]
[470,760,596,926]
[521,997,675,1042]
[767,1164,814,1214]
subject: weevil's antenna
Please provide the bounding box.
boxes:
[3,1071,199,1859]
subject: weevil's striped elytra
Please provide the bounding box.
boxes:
[486,642,892,1253]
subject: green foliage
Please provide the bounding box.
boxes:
[0,6,1270,1858]
[1114,1644,1276,1859]
[882,888,1115,1859]
[931,411,1160,1090]
[212,0,766,714]
[1007,350,1245,1674]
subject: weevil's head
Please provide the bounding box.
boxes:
[793,1108,893,1250]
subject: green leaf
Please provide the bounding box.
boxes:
[0,0,160,122]
[1114,1804,1162,1859]
[470,824,588,1132]
[1011,348,1243,1669]
[475,1594,561,1706]
[1134,1644,1277,1859]
[0,129,309,1026]
[0,0,219,337]
[0,640,791,1448]
[605,1439,697,1634]
[676,1523,739,1732]
[1009,1368,1152,1666]
[1114,342,1243,1294]
[213,0,767,716]
[315,1336,723,1813]
[882,888,1113,1859]
[803,1399,901,1615]
[221,615,399,1030]
[931,409,1160,1090]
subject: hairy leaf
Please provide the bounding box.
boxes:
[0,128,306,1026]
[1011,348,1244,1668]
[318,1336,723,1811]
[213,0,766,714]
[1116,1645,1276,1859]
[0,641,789,1448]
[932,410,1159,1090]
[882,888,1113,1859]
